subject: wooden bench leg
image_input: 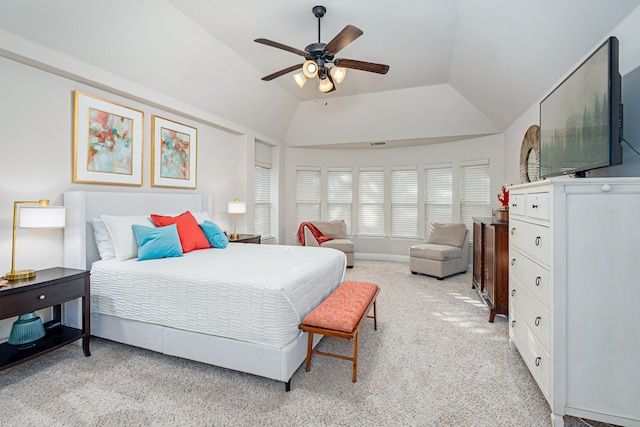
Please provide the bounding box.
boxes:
[305,331,314,372]
[352,330,359,382]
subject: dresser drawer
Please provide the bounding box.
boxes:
[510,308,551,401]
[509,219,550,267]
[526,192,550,221]
[511,280,550,352]
[509,193,525,216]
[509,249,551,309]
[0,278,85,317]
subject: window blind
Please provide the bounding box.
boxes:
[296,167,321,223]
[254,164,272,239]
[460,160,491,233]
[424,164,452,235]
[358,167,384,236]
[327,167,352,234]
[391,167,417,238]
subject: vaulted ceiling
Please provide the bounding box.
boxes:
[1,0,639,147]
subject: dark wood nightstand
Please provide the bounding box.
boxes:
[228,234,261,244]
[0,267,90,371]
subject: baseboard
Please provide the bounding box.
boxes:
[355,253,409,263]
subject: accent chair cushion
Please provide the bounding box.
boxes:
[409,243,462,261]
[426,222,467,248]
[320,238,355,253]
[132,224,183,261]
[311,220,348,239]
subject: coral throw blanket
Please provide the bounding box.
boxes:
[297,222,334,246]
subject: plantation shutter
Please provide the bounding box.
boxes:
[296,166,321,223]
[424,164,453,235]
[358,167,385,237]
[460,159,491,233]
[327,167,353,234]
[254,163,272,240]
[391,166,417,238]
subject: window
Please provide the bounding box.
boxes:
[460,160,491,233]
[254,163,272,240]
[391,166,417,238]
[358,167,385,236]
[296,166,321,223]
[424,164,452,235]
[327,167,353,234]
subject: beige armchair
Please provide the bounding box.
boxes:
[409,222,469,280]
[301,220,355,268]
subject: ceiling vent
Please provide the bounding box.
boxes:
[369,141,387,147]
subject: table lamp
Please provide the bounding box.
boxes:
[5,199,65,349]
[227,198,246,240]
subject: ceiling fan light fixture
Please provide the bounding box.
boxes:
[302,60,318,78]
[329,66,347,84]
[293,72,308,88]
[318,77,333,93]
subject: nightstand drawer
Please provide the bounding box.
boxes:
[0,278,85,317]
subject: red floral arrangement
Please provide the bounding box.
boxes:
[497,185,509,209]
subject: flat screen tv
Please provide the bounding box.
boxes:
[539,36,623,178]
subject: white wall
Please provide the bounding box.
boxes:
[284,134,505,258]
[504,10,640,184]
[0,56,248,339]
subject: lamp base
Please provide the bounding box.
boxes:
[5,269,36,281]
[230,233,240,240]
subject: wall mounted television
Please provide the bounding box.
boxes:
[539,36,623,178]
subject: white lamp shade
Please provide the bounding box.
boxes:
[330,66,347,84]
[318,78,334,93]
[302,60,318,78]
[293,72,308,88]
[19,206,65,229]
[227,201,246,215]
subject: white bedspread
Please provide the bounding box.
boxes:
[90,243,346,348]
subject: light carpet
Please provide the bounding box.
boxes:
[0,260,607,426]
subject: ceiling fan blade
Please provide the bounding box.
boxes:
[334,58,390,75]
[324,25,363,55]
[261,64,303,81]
[254,38,308,57]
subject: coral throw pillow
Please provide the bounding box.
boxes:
[150,211,211,253]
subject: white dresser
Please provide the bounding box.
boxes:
[508,178,640,427]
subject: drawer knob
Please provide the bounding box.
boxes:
[511,202,517,207]
[535,356,541,367]
[39,294,46,300]
[535,236,541,246]
[532,204,538,209]
[510,227,515,235]
[535,316,541,326]
[511,258,516,266]
[511,320,516,328]
[511,289,516,297]
[535,276,541,287]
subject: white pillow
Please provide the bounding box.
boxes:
[101,214,155,261]
[162,210,211,223]
[91,218,116,260]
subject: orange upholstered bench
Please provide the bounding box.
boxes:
[299,280,379,382]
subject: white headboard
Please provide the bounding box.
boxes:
[63,191,212,270]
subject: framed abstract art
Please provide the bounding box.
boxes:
[73,91,144,186]
[151,115,197,189]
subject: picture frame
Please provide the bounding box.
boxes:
[73,91,144,186]
[151,115,198,189]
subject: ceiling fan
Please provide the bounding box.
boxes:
[254,5,390,93]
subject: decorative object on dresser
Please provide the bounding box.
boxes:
[472,218,509,322]
[0,268,90,369]
[409,222,468,280]
[519,125,540,183]
[227,198,246,239]
[496,184,510,221]
[508,178,640,427]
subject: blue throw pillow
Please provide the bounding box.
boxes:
[199,221,229,249]
[132,224,184,261]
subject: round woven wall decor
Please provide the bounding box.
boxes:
[520,125,540,183]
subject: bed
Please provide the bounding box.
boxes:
[62,191,346,390]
